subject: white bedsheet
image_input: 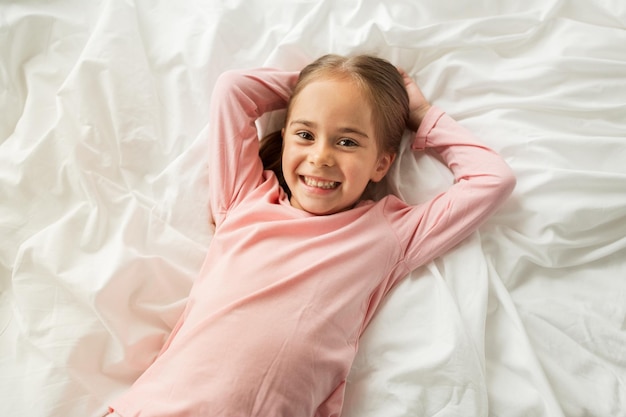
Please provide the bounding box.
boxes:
[1,1,625,416]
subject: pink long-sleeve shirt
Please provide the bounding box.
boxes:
[110,68,515,417]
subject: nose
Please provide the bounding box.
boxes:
[309,140,334,167]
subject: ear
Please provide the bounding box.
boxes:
[371,152,396,182]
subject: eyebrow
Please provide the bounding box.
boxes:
[289,119,370,139]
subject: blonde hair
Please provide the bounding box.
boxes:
[259,54,409,195]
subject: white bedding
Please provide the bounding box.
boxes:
[1,1,625,416]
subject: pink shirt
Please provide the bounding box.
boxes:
[111,69,515,417]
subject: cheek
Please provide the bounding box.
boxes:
[340,160,368,185]
[280,144,299,173]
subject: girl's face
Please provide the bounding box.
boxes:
[282,77,394,215]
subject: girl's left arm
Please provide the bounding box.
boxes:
[387,106,517,272]
[208,68,299,226]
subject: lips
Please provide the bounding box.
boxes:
[301,175,340,190]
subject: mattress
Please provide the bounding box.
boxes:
[1,0,625,416]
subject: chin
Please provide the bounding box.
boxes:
[301,205,337,216]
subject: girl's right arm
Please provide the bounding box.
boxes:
[208,68,299,226]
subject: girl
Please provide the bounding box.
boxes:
[108,54,516,417]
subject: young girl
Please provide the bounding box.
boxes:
[107,54,516,417]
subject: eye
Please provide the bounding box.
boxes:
[297,131,313,140]
[337,138,358,147]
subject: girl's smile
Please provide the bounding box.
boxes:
[281,77,394,215]
[300,175,340,191]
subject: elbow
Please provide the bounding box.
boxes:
[495,164,517,200]
[213,70,247,94]
[216,68,248,83]
[211,71,238,103]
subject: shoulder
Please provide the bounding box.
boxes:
[362,194,412,216]
[354,195,414,241]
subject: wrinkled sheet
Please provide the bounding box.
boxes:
[1,1,625,416]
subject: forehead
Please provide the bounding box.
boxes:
[288,78,374,129]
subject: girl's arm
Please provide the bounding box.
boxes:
[389,74,516,271]
[208,68,299,226]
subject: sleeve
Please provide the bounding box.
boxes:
[386,106,517,272]
[207,68,299,226]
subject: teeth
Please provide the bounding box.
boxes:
[303,176,338,189]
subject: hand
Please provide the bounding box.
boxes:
[398,68,431,131]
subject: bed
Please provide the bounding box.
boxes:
[1,0,625,416]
